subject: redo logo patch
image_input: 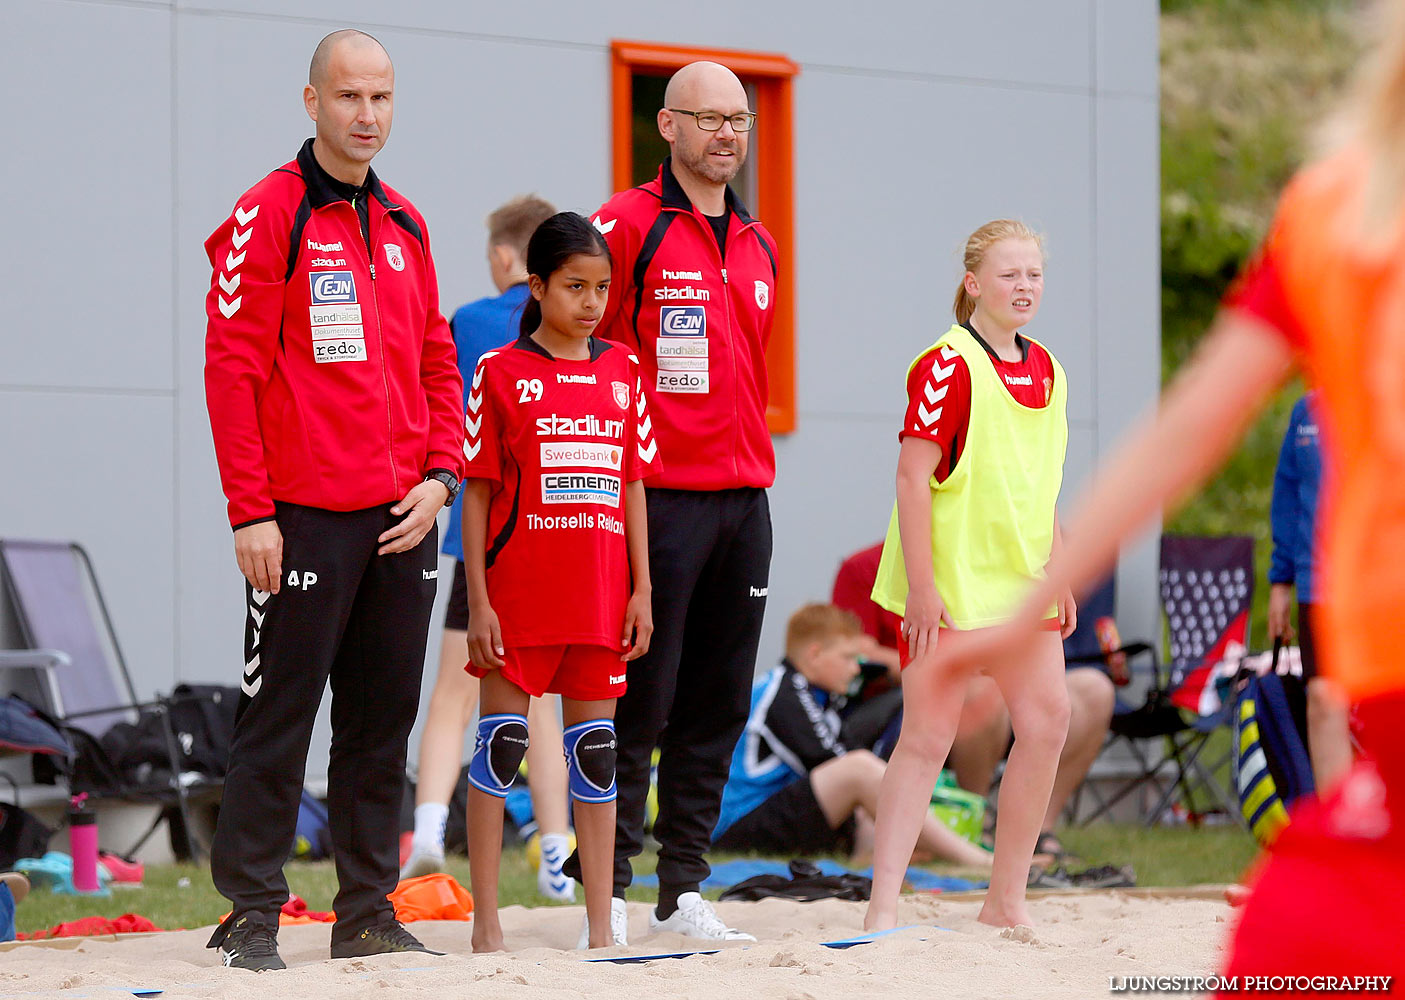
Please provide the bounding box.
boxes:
[660,305,706,337]
[309,270,357,304]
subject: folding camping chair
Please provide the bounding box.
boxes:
[0,539,217,859]
[1081,535,1254,827]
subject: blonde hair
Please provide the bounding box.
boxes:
[1326,0,1405,234]
[785,603,863,660]
[952,219,1045,324]
[486,195,557,256]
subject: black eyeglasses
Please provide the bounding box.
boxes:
[667,109,757,133]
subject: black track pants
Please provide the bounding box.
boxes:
[209,502,437,944]
[565,487,771,896]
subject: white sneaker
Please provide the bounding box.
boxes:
[576,896,629,949]
[648,891,756,941]
[399,845,445,881]
[537,835,577,902]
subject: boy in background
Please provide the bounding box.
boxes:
[713,604,991,869]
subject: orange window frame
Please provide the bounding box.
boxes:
[610,39,799,435]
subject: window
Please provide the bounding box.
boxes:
[611,40,799,434]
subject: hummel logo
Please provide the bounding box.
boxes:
[592,216,617,235]
[423,569,438,580]
[750,586,768,597]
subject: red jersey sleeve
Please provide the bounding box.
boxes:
[463,352,504,484]
[898,344,970,458]
[1223,224,1309,352]
[626,353,662,481]
[203,185,293,529]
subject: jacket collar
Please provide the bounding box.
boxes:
[296,138,399,211]
[657,156,757,224]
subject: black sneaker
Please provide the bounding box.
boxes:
[208,912,285,972]
[1066,864,1137,889]
[330,919,444,959]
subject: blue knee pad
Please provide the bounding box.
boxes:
[564,719,617,803]
[468,713,529,798]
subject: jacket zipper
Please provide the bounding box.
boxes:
[351,195,399,500]
[686,207,762,484]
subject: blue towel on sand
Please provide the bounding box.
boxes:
[632,859,983,893]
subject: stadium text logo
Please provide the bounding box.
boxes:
[309,270,356,304]
[660,306,706,337]
[535,414,625,439]
[654,286,710,302]
[541,473,622,508]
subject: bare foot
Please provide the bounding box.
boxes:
[863,906,898,933]
[977,900,1033,928]
[471,928,506,953]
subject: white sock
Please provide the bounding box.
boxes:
[412,803,449,854]
[538,832,570,872]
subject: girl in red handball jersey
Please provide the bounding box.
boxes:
[460,212,660,952]
[865,220,1074,932]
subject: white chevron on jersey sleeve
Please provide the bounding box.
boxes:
[464,355,497,462]
[635,375,657,464]
[914,349,960,432]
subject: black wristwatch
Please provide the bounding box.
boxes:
[424,469,461,506]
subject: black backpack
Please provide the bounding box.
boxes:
[102,684,239,783]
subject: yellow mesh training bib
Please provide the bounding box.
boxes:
[871,324,1067,630]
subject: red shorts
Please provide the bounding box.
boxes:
[466,643,626,701]
[897,617,1062,669]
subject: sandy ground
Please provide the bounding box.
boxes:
[0,889,1233,999]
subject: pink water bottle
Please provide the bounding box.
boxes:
[68,794,100,894]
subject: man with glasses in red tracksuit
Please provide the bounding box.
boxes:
[563,61,777,946]
[202,30,462,971]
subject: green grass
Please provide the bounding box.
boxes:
[1159,0,1360,643]
[13,829,1258,935]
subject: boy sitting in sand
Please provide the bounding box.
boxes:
[712,604,991,870]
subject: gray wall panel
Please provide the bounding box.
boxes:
[1096,93,1161,639]
[4,2,174,392]
[1097,0,1159,98]
[0,390,176,696]
[179,0,1092,90]
[767,415,903,661]
[792,71,1096,426]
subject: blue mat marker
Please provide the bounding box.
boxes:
[819,924,952,949]
[585,949,721,964]
[631,859,984,893]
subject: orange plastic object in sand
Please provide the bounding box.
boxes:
[389,873,474,922]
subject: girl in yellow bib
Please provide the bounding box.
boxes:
[865,220,1075,931]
